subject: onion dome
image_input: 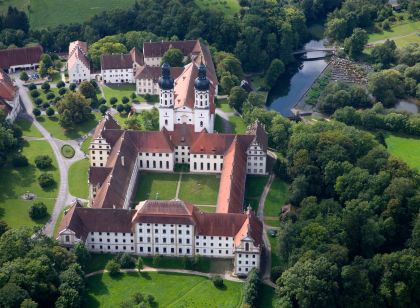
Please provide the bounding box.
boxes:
[158,63,174,90]
[194,63,210,91]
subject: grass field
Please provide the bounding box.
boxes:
[84,272,243,308]
[133,172,179,203]
[194,0,240,16]
[385,134,420,170]
[0,140,58,228]
[28,0,136,29]
[368,19,420,45]
[244,175,268,211]
[15,119,42,138]
[178,174,219,205]
[392,33,420,47]
[36,112,101,140]
[102,84,138,103]
[81,136,92,154]
[229,115,247,134]
[264,178,288,227]
[68,158,89,199]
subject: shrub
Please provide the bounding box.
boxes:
[152,255,161,267]
[58,88,67,96]
[28,83,37,91]
[130,92,136,100]
[61,144,75,158]
[211,275,224,288]
[42,102,50,109]
[69,83,77,91]
[116,253,136,269]
[99,97,107,105]
[106,260,121,277]
[116,104,124,113]
[46,92,55,100]
[28,202,48,219]
[136,257,144,272]
[20,71,29,81]
[41,82,50,92]
[90,80,98,88]
[0,220,8,236]
[35,155,52,169]
[34,98,43,106]
[32,108,41,117]
[271,266,283,283]
[57,81,65,88]
[12,154,28,167]
[122,96,129,104]
[30,89,40,98]
[124,104,132,113]
[46,107,55,116]
[99,104,108,115]
[110,97,118,105]
[144,94,152,101]
[38,173,55,189]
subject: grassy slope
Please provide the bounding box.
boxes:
[244,175,268,211]
[368,19,420,43]
[102,84,137,102]
[385,134,420,170]
[29,0,136,29]
[178,174,220,205]
[133,172,179,203]
[68,158,89,199]
[194,0,240,16]
[229,115,247,134]
[84,272,243,308]
[0,140,59,228]
[264,178,289,227]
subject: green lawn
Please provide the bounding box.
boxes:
[385,134,420,170]
[133,172,179,204]
[102,84,138,103]
[15,119,42,138]
[84,272,243,308]
[68,159,89,199]
[29,0,136,29]
[194,0,240,16]
[196,205,217,213]
[81,136,92,154]
[244,175,268,211]
[269,235,281,268]
[229,115,247,134]
[0,140,59,228]
[392,32,420,47]
[178,174,220,205]
[53,205,71,238]
[36,112,101,140]
[30,88,61,108]
[218,102,234,113]
[264,178,288,227]
[368,19,420,43]
[0,0,29,12]
[215,114,224,133]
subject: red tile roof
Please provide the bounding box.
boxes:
[0,69,17,101]
[167,124,200,146]
[130,48,144,66]
[132,200,197,225]
[234,209,263,247]
[101,53,133,70]
[68,41,90,71]
[143,40,198,58]
[128,129,174,153]
[247,121,268,151]
[91,113,121,140]
[0,46,43,70]
[134,66,183,82]
[89,167,112,186]
[194,212,247,236]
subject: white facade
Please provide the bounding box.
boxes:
[144,57,161,67]
[89,137,111,167]
[69,61,90,84]
[7,63,39,73]
[136,78,159,95]
[190,154,224,173]
[138,152,174,171]
[246,141,266,175]
[86,231,135,253]
[195,235,234,258]
[102,68,134,84]
[234,237,261,276]
[159,88,175,131]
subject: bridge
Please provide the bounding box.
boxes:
[292,48,337,55]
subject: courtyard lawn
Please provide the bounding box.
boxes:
[368,19,420,43]
[133,172,179,204]
[178,174,219,205]
[264,178,288,227]
[84,272,243,308]
[244,175,268,211]
[68,159,90,199]
[229,115,247,134]
[102,84,138,103]
[0,140,59,228]
[15,119,42,138]
[29,0,136,29]
[194,0,240,16]
[36,112,101,140]
[385,134,420,170]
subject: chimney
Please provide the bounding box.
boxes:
[121,155,125,166]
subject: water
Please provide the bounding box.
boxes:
[267,40,329,117]
[395,100,419,113]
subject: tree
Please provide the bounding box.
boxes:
[0,220,8,237]
[56,92,92,127]
[20,298,38,308]
[136,257,144,272]
[110,97,118,105]
[38,173,55,189]
[265,59,285,88]
[371,39,397,68]
[106,260,121,277]
[368,69,405,107]
[79,81,97,102]
[57,81,65,88]
[344,28,368,59]
[228,86,248,112]
[28,84,37,91]
[116,253,136,269]
[3,7,29,32]
[122,96,129,104]
[28,202,48,220]
[211,275,224,288]
[72,243,90,270]
[38,54,53,76]
[243,269,261,306]
[58,88,67,96]
[152,255,161,267]
[247,92,266,109]
[12,154,28,167]
[20,71,29,81]
[46,107,55,117]
[32,108,41,117]
[89,37,128,69]
[35,155,52,169]
[69,83,77,91]
[99,104,108,115]
[0,283,29,308]
[161,48,184,67]
[46,92,55,100]
[30,89,40,98]
[41,82,50,92]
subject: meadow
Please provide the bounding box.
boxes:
[194,0,240,16]
[385,134,420,170]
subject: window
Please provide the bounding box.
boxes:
[179,248,182,254]
[65,235,70,242]
[245,243,250,251]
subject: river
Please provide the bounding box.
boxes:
[267,40,330,117]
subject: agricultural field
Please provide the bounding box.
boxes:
[385,134,420,170]
[194,0,240,16]
[84,272,243,307]
[0,140,59,228]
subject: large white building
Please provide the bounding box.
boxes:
[67,41,91,84]
[58,47,266,277]
[100,48,143,84]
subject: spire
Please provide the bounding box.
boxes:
[194,63,210,91]
[158,62,174,90]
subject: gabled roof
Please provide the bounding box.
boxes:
[130,48,144,66]
[127,129,174,153]
[134,66,183,82]
[167,124,199,146]
[91,113,121,140]
[247,121,268,151]
[132,200,196,225]
[69,41,87,55]
[194,212,247,236]
[190,132,253,155]
[0,46,43,70]
[89,167,112,186]
[234,209,263,247]
[101,53,133,70]
[68,41,90,71]
[0,69,17,101]
[143,40,198,58]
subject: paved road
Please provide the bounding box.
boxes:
[16,79,83,236]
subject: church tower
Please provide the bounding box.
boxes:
[194,64,212,133]
[158,63,174,131]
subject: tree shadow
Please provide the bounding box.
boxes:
[140,271,151,280]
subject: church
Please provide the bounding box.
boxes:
[58,60,267,277]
